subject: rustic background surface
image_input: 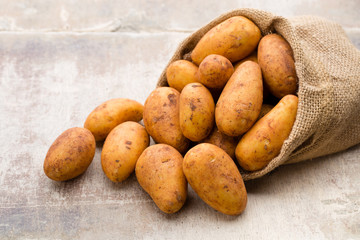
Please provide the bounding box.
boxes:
[0,1,359,239]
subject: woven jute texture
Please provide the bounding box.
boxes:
[156,9,360,181]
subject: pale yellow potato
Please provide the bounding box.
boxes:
[135,144,187,214]
[43,127,95,181]
[191,16,261,65]
[183,143,247,216]
[196,54,234,89]
[84,98,143,141]
[166,60,199,92]
[201,126,238,159]
[258,34,298,98]
[143,87,189,153]
[101,121,149,182]
[180,83,215,142]
[236,95,298,171]
[215,61,263,136]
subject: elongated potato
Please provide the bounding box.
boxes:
[236,95,298,171]
[191,16,261,65]
[84,98,143,141]
[135,144,187,214]
[216,61,263,136]
[258,34,298,98]
[101,122,149,182]
[166,60,199,92]
[183,143,247,216]
[143,87,189,153]
[201,126,238,159]
[196,54,234,89]
[180,83,215,141]
[44,127,95,181]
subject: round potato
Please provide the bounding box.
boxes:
[201,126,238,159]
[183,143,247,216]
[135,144,187,214]
[236,95,298,171]
[196,54,234,89]
[216,61,263,136]
[43,127,95,181]
[258,34,298,98]
[101,121,149,182]
[166,60,199,92]
[191,16,261,65]
[143,87,189,153]
[84,98,143,141]
[180,83,215,142]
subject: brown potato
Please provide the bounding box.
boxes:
[183,143,247,216]
[191,16,261,65]
[236,95,298,171]
[180,83,215,141]
[135,144,187,214]
[166,60,199,92]
[215,61,263,136]
[258,34,298,98]
[84,98,143,141]
[143,87,189,153]
[201,126,238,159]
[196,54,234,89]
[101,121,149,182]
[43,127,95,181]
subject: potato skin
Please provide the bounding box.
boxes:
[196,54,234,89]
[43,127,95,181]
[234,50,258,70]
[215,61,263,136]
[183,143,247,216]
[236,95,298,171]
[143,87,189,153]
[258,104,274,120]
[258,34,298,98]
[180,83,215,142]
[135,144,187,214]
[101,122,149,182]
[191,16,261,65]
[84,98,143,141]
[201,126,238,159]
[166,60,199,92]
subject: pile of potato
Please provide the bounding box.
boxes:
[44,16,299,216]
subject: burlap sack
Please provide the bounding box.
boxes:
[156,8,360,181]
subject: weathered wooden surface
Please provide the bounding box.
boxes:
[0,1,359,239]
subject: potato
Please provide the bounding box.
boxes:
[166,60,198,92]
[234,50,258,70]
[180,83,215,141]
[258,104,274,119]
[43,127,95,181]
[191,16,261,65]
[196,54,234,89]
[183,143,247,215]
[101,121,149,182]
[201,126,238,159]
[215,61,263,136]
[258,34,298,98]
[84,98,143,141]
[143,87,189,153]
[235,95,298,171]
[135,144,187,214]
